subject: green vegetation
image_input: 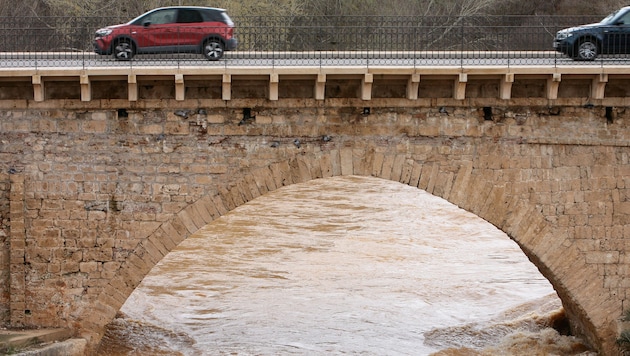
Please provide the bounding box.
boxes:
[619,309,630,354]
[1,346,18,355]
[618,329,630,348]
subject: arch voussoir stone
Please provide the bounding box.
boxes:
[479,185,507,223]
[399,158,414,185]
[263,164,281,190]
[161,219,188,247]
[178,208,202,235]
[139,237,167,267]
[210,194,229,216]
[310,155,324,179]
[125,252,153,279]
[390,155,406,183]
[243,173,263,201]
[228,182,247,207]
[96,283,126,316]
[318,152,334,178]
[290,156,311,183]
[234,179,254,204]
[369,151,384,177]
[435,170,455,201]
[380,155,396,180]
[151,225,178,252]
[500,199,535,239]
[514,209,550,245]
[419,162,439,193]
[188,199,214,226]
[251,167,273,194]
[349,148,370,176]
[328,149,342,177]
[217,186,238,211]
[408,162,423,188]
[340,148,354,176]
[452,170,487,215]
[270,161,292,188]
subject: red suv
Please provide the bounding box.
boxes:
[94,6,237,61]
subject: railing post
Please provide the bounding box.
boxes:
[460,17,465,68]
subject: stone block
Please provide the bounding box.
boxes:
[255,115,273,124]
[139,124,163,134]
[585,251,620,264]
[79,261,99,274]
[33,118,56,132]
[164,121,189,135]
[61,262,80,274]
[82,120,108,133]
[206,115,225,124]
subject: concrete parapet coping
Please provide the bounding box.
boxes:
[0,64,623,77]
[0,50,562,59]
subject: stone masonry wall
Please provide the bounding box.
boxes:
[0,99,629,353]
[0,173,9,325]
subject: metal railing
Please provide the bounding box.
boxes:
[1,14,626,68]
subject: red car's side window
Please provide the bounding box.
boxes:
[144,9,177,25]
[178,9,203,24]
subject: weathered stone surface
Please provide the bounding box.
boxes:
[0,73,629,355]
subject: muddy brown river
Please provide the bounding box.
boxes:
[97,176,594,355]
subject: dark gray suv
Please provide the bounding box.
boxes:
[553,6,630,60]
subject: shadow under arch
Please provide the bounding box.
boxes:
[78,148,614,354]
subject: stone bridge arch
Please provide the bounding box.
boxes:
[77,148,616,355]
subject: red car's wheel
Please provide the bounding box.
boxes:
[203,39,224,61]
[113,39,134,61]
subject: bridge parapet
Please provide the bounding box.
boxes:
[2,66,630,105]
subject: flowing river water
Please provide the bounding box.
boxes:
[97,175,595,355]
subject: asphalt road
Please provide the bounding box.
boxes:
[0,52,627,68]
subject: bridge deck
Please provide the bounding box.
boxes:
[1,65,630,104]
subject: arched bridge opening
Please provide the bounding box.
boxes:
[73,149,617,354]
[97,175,573,354]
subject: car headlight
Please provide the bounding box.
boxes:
[95,28,112,37]
[555,32,573,40]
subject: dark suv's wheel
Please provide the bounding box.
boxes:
[113,39,134,61]
[203,39,224,61]
[575,38,598,61]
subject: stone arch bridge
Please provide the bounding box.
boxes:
[1,65,630,354]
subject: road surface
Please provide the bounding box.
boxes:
[0,52,627,68]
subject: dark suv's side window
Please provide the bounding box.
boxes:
[619,12,630,25]
[178,9,203,24]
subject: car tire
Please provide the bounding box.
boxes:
[575,38,598,61]
[203,39,224,61]
[113,39,134,61]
